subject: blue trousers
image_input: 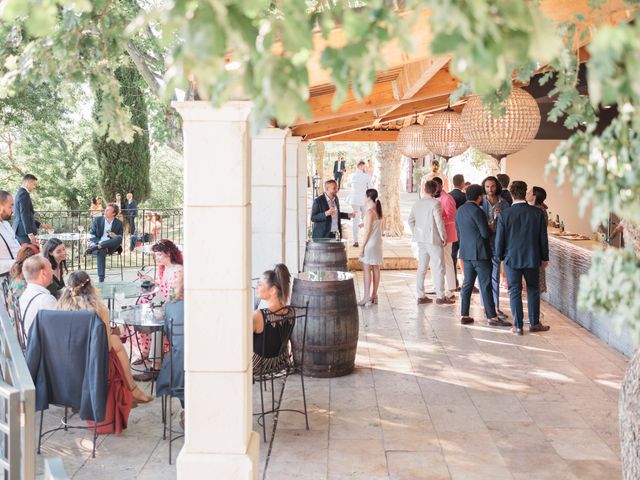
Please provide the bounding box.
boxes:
[504,266,541,330]
[460,259,496,319]
[91,236,122,281]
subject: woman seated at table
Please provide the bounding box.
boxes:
[135,239,183,364]
[252,264,292,362]
[7,244,39,319]
[42,238,67,298]
[56,271,154,404]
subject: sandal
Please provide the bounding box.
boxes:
[131,385,154,405]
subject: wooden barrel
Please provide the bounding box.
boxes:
[291,271,359,378]
[303,240,348,272]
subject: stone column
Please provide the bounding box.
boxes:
[172,101,258,479]
[285,136,302,272]
[298,142,309,268]
[251,128,288,277]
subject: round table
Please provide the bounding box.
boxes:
[97,281,159,310]
[38,232,91,270]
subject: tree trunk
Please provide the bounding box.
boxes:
[376,142,404,237]
[311,142,325,182]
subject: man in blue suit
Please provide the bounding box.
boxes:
[86,203,124,282]
[495,181,550,336]
[12,174,51,245]
[456,184,510,327]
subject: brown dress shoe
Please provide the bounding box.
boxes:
[417,296,433,304]
[472,286,479,293]
[529,323,550,332]
[461,316,474,325]
[488,317,512,327]
[435,297,455,305]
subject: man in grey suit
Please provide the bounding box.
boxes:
[408,181,453,305]
[495,181,550,335]
[456,184,511,327]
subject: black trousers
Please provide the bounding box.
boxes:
[334,172,343,189]
[451,241,460,287]
[460,259,496,319]
[504,266,541,330]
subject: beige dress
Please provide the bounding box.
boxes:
[360,213,383,266]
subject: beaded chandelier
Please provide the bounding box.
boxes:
[423,108,469,159]
[460,87,541,161]
[395,122,431,159]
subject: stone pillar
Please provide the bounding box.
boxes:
[173,101,258,479]
[298,142,309,268]
[251,128,288,277]
[285,136,302,272]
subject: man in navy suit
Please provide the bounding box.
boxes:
[87,203,124,282]
[333,155,346,189]
[12,174,51,245]
[456,184,510,327]
[495,181,550,335]
[310,179,354,239]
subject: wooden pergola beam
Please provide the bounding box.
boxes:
[320,130,400,142]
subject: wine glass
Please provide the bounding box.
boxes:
[78,225,85,234]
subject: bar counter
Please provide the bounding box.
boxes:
[542,230,632,356]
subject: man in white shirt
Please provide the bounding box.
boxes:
[0,191,21,277]
[20,256,57,337]
[408,180,454,305]
[348,161,371,247]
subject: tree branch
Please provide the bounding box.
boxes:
[125,39,162,98]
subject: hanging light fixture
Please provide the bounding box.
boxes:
[423,108,469,159]
[460,87,540,161]
[395,116,430,159]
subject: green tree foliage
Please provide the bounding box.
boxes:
[93,64,151,203]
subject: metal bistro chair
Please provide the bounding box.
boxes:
[84,246,124,281]
[159,317,184,464]
[1,277,27,351]
[252,303,309,442]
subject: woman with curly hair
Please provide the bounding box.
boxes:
[134,239,183,370]
[8,244,39,299]
[56,271,153,404]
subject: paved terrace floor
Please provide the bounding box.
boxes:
[36,270,627,479]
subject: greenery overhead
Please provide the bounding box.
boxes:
[1,0,640,337]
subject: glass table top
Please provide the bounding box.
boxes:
[110,304,165,327]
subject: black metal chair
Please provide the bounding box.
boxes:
[252,304,309,442]
[159,317,184,464]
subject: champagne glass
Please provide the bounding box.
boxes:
[78,225,85,234]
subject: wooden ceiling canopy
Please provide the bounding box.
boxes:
[291,0,635,142]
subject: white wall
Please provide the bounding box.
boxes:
[504,140,593,236]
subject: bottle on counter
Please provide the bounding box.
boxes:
[555,214,560,228]
[559,221,565,233]
[335,230,341,241]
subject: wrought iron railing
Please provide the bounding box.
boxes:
[34,208,183,272]
[0,302,36,479]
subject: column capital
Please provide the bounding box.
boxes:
[285,135,303,145]
[172,100,252,122]
[252,126,290,140]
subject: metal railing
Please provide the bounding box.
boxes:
[0,301,36,479]
[34,208,183,272]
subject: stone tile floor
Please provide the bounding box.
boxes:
[36,270,627,479]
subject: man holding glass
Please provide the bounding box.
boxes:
[86,203,123,282]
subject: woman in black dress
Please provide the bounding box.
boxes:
[42,238,68,298]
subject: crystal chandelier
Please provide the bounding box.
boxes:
[423,108,469,159]
[395,121,430,159]
[460,87,541,161]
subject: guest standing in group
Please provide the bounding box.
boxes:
[456,185,510,327]
[358,189,384,306]
[481,176,511,321]
[433,177,457,300]
[448,175,467,291]
[86,203,124,283]
[310,179,355,240]
[89,197,104,218]
[422,159,450,196]
[348,161,371,247]
[497,174,513,205]
[42,238,68,298]
[408,181,452,305]
[134,239,183,380]
[13,174,50,245]
[19,256,58,337]
[333,154,347,189]
[527,186,550,296]
[0,191,20,277]
[495,181,550,335]
[125,192,138,235]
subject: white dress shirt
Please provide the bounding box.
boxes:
[0,220,21,275]
[20,283,58,337]
[348,171,371,206]
[100,217,114,242]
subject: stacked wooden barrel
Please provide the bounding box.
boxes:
[302,239,348,272]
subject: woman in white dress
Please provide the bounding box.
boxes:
[358,189,384,306]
